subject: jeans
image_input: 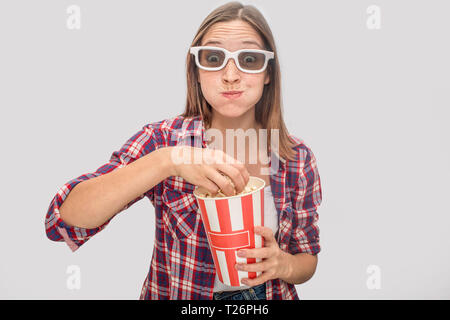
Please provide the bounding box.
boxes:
[213,283,266,300]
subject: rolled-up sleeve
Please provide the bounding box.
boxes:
[45,123,164,252]
[288,145,323,256]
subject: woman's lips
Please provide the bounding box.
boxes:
[222,91,243,99]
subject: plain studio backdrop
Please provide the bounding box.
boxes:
[0,0,449,299]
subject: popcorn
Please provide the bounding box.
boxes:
[198,186,257,198]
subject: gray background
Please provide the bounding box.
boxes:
[0,0,449,299]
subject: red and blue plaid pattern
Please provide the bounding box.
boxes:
[45,115,322,300]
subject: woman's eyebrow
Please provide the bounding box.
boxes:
[202,40,263,49]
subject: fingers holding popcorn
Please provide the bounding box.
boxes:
[197,173,258,198]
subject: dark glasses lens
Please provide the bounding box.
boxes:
[237,51,266,70]
[199,49,225,68]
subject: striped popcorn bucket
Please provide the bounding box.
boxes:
[193,176,265,286]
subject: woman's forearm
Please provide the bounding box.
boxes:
[279,252,318,285]
[59,147,173,229]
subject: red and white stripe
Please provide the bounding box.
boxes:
[197,189,264,286]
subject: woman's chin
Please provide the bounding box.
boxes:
[214,105,252,119]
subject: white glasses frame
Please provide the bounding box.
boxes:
[190,46,274,74]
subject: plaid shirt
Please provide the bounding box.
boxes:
[45,115,322,300]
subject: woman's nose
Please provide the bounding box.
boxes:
[222,58,241,83]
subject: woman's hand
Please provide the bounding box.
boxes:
[235,226,291,286]
[164,146,250,196]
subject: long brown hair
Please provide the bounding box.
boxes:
[180,1,297,161]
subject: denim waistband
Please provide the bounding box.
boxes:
[213,283,266,300]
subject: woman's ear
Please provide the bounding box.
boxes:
[264,69,270,85]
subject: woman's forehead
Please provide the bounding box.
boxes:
[202,21,264,49]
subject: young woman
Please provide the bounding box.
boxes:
[45,1,323,300]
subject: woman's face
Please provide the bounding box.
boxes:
[198,20,270,119]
